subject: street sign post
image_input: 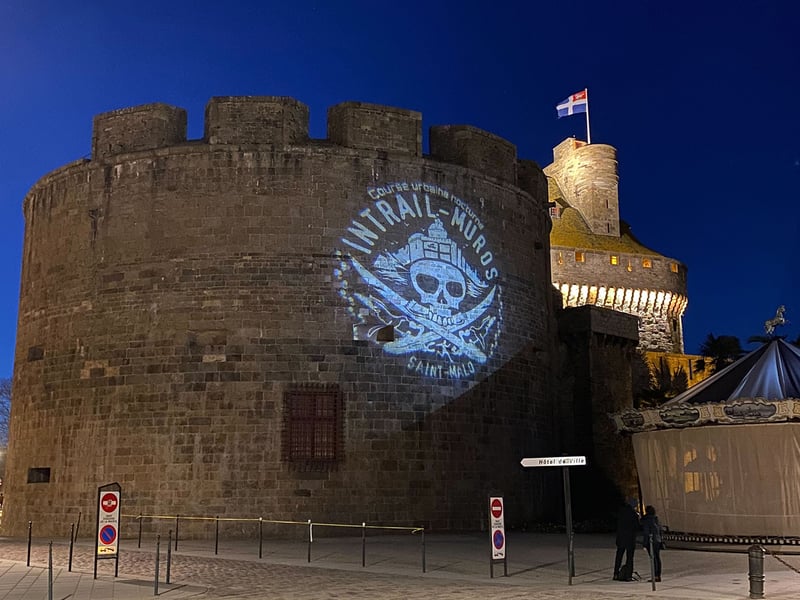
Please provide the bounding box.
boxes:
[488,496,507,578]
[520,455,586,585]
[94,482,122,579]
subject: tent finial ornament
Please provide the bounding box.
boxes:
[764,305,787,336]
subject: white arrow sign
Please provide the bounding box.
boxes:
[520,456,586,467]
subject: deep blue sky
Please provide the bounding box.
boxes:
[1,1,797,377]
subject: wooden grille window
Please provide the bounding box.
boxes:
[283,386,342,465]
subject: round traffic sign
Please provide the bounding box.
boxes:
[493,529,505,549]
[99,524,117,545]
[101,493,118,513]
[491,498,503,519]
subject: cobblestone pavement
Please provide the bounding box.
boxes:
[1,533,799,599]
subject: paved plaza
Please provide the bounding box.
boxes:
[1,532,799,599]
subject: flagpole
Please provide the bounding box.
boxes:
[584,88,591,144]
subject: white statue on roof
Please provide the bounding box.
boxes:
[764,305,787,336]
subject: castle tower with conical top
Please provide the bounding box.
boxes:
[546,137,688,353]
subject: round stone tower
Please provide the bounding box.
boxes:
[545,138,688,353]
[3,97,558,536]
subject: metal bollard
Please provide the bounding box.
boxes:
[167,530,173,584]
[48,541,53,600]
[27,521,32,566]
[68,523,75,572]
[154,535,161,597]
[748,544,765,599]
[258,517,263,559]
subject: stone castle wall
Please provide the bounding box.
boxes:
[4,97,559,536]
[546,137,688,354]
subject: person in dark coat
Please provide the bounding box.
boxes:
[613,497,640,580]
[641,505,663,581]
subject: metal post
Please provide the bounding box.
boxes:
[215,515,219,555]
[258,517,263,559]
[175,515,179,551]
[68,523,75,572]
[422,529,426,573]
[27,521,32,566]
[562,466,575,583]
[138,514,143,548]
[48,541,53,600]
[75,511,81,542]
[748,544,765,599]
[154,535,160,597]
[166,530,172,584]
[649,536,656,590]
[361,522,366,568]
[307,520,312,563]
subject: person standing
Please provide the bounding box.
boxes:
[641,505,663,582]
[613,497,640,580]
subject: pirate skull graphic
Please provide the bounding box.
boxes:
[410,259,466,317]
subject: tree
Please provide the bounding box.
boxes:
[633,351,689,408]
[694,334,744,374]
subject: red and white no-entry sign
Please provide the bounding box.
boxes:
[101,493,118,513]
[488,496,506,560]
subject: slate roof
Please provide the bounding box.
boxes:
[550,207,663,256]
[663,338,800,405]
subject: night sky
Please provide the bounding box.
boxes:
[1,0,797,378]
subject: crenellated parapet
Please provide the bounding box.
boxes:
[429,125,517,185]
[92,103,187,160]
[327,101,421,156]
[83,98,533,190]
[204,96,309,145]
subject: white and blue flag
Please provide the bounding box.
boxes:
[556,90,588,118]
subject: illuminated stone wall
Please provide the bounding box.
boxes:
[3,97,559,536]
[546,138,688,353]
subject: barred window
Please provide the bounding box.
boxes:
[283,386,342,466]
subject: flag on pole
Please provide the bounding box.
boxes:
[556,90,588,118]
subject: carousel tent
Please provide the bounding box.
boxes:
[613,339,800,539]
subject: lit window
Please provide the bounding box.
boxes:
[557,251,564,265]
[283,386,342,466]
[642,258,652,268]
[670,262,679,273]
[549,205,560,219]
[610,255,619,265]
[575,251,585,263]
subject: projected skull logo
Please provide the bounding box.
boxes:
[335,182,503,379]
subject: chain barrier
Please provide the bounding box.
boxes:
[121,513,423,533]
[764,546,800,576]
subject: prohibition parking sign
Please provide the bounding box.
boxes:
[96,489,120,557]
[94,482,122,580]
[99,524,117,545]
[488,496,506,560]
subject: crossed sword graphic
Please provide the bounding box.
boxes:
[351,258,496,363]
